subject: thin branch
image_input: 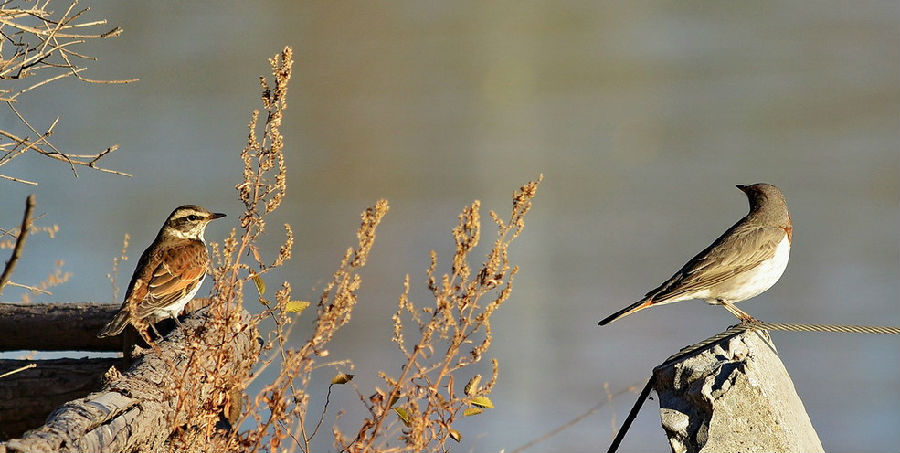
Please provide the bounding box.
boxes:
[0,194,35,295]
[509,382,640,453]
[0,173,37,185]
[309,381,337,440]
[0,362,36,379]
[4,280,53,294]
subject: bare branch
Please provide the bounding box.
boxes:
[0,363,36,379]
[0,194,35,295]
[0,0,135,184]
[0,174,37,185]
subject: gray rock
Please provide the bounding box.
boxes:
[653,330,823,453]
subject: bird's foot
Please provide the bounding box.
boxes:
[737,312,758,324]
[720,301,757,324]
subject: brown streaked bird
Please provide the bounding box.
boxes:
[97,205,226,338]
[598,183,792,325]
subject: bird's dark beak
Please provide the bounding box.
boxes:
[211,212,227,219]
[736,184,749,192]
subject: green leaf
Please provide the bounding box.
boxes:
[251,274,266,295]
[394,407,411,427]
[448,429,462,442]
[463,407,483,417]
[285,301,310,313]
[331,373,354,385]
[470,396,493,409]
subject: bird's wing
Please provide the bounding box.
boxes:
[642,222,784,303]
[128,239,208,319]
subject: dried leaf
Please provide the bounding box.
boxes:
[463,407,483,417]
[470,396,493,409]
[285,301,310,313]
[464,374,482,396]
[251,274,266,295]
[394,407,411,427]
[449,429,462,442]
[331,373,354,385]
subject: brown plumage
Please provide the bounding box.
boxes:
[599,184,792,325]
[97,205,225,338]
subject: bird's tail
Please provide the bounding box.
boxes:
[97,310,130,338]
[598,299,654,326]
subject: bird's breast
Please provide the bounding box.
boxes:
[716,235,791,303]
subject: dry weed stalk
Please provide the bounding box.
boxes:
[158,47,389,453]
[235,199,389,453]
[0,0,135,185]
[106,233,130,301]
[163,46,297,451]
[134,44,539,453]
[339,175,543,452]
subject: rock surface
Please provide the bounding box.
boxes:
[653,329,823,453]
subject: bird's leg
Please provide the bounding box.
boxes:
[149,322,163,339]
[719,300,757,323]
[170,313,185,329]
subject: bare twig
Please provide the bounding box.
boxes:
[4,281,52,294]
[0,362,36,379]
[0,174,37,185]
[510,382,640,453]
[0,194,35,295]
[0,0,135,185]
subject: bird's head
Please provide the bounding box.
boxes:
[737,183,791,228]
[162,205,226,240]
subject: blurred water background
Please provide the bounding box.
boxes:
[1,2,897,452]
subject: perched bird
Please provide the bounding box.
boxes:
[97,205,226,338]
[598,183,792,325]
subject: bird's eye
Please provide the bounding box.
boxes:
[187,215,199,221]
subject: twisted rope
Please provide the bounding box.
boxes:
[747,321,900,335]
[607,320,899,453]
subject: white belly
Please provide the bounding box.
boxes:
[154,275,205,319]
[707,236,790,303]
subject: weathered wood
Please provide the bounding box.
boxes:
[0,303,120,352]
[0,299,212,352]
[653,329,823,453]
[0,358,119,440]
[0,305,259,453]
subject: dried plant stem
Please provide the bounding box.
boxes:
[98,43,543,453]
[509,383,640,453]
[342,176,542,452]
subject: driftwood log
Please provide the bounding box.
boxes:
[652,329,823,453]
[0,302,259,452]
[0,358,119,440]
[0,300,211,353]
[0,303,120,352]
